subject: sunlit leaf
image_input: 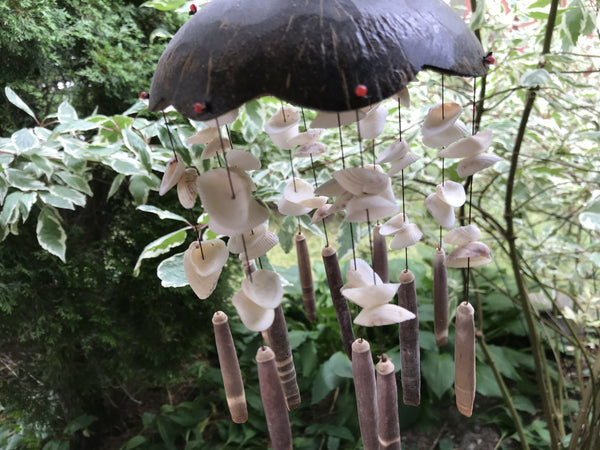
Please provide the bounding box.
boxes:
[36,206,67,262]
[579,212,600,231]
[6,168,45,191]
[140,0,186,11]
[5,87,37,121]
[421,352,454,399]
[157,252,188,288]
[11,129,38,152]
[136,205,189,223]
[58,100,78,123]
[133,228,188,276]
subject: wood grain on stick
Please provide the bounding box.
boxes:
[397,269,420,406]
[296,232,317,322]
[372,224,389,283]
[265,305,301,410]
[256,346,293,450]
[212,311,248,423]
[433,247,449,347]
[376,356,402,450]
[322,245,355,359]
[455,301,476,417]
[352,338,378,450]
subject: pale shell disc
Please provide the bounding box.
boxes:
[159,156,186,196]
[436,181,467,207]
[202,108,239,127]
[342,283,400,308]
[183,244,224,300]
[287,129,324,147]
[379,213,409,236]
[344,258,381,288]
[393,87,410,108]
[354,304,416,327]
[267,127,299,150]
[457,153,502,178]
[422,120,468,149]
[177,168,199,209]
[201,136,231,160]
[421,102,463,137]
[241,270,283,309]
[242,230,279,260]
[315,178,346,197]
[293,142,326,158]
[299,195,328,209]
[277,197,312,216]
[376,138,409,164]
[425,192,456,229]
[310,109,367,129]
[264,106,300,134]
[389,223,423,249]
[437,130,493,159]
[388,152,420,176]
[325,191,353,216]
[227,223,268,254]
[283,178,315,203]
[227,149,261,171]
[311,204,332,224]
[358,105,388,140]
[231,290,275,332]
[444,224,481,246]
[344,195,399,223]
[186,239,229,276]
[185,127,219,145]
[446,241,492,268]
[333,167,389,196]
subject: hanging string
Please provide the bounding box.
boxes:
[241,234,253,282]
[337,113,346,169]
[162,111,178,160]
[356,110,364,167]
[397,97,408,271]
[366,209,376,285]
[439,75,446,250]
[464,78,478,305]
[216,118,236,199]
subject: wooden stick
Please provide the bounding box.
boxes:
[397,269,420,406]
[265,305,301,410]
[212,311,248,423]
[322,245,355,359]
[433,248,449,347]
[372,224,389,283]
[256,346,293,450]
[352,338,378,450]
[455,301,476,417]
[376,355,402,450]
[296,232,317,322]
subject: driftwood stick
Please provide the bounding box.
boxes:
[372,224,389,283]
[256,346,293,450]
[455,301,476,417]
[352,338,378,450]
[296,232,317,322]
[265,305,301,410]
[212,311,248,423]
[322,245,355,359]
[433,248,449,346]
[398,269,420,406]
[376,355,402,450]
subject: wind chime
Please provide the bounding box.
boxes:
[147,0,496,447]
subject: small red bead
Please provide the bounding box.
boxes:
[484,52,495,65]
[189,4,197,14]
[140,91,149,100]
[194,102,206,114]
[354,84,368,97]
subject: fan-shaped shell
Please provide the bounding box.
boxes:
[186,127,219,145]
[287,129,323,147]
[310,109,367,129]
[321,191,353,217]
[241,270,283,309]
[183,242,225,300]
[444,224,481,246]
[265,107,300,134]
[299,195,328,209]
[388,152,420,175]
[227,224,267,254]
[277,196,311,216]
[315,178,346,197]
[231,290,275,332]
[389,223,423,249]
[293,142,326,158]
[358,105,388,140]
[283,178,315,203]
[422,102,462,136]
[425,192,455,229]
[201,136,231,159]
[333,167,389,196]
[226,149,261,171]
[344,195,399,223]
[203,109,239,127]
[242,231,279,260]
[457,153,502,178]
[394,88,411,108]
[379,213,409,236]
[177,168,199,209]
[343,284,400,308]
[422,120,468,149]
[437,130,492,159]
[186,239,229,276]
[446,241,492,268]
[376,138,409,164]
[436,181,466,207]
[344,258,381,289]
[159,156,186,196]
[311,204,332,224]
[354,304,416,327]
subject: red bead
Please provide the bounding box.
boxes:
[354,84,368,97]
[194,102,206,114]
[189,4,197,14]
[140,91,149,100]
[486,56,495,64]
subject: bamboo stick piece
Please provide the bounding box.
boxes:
[256,346,293,450]
[322,245,355,359]
[433,247,449,347]
[455,301,476,417]
[376,355,402,450]
[265,305,301,410]
[212,311,248,424]
[296,232,317,322]
[352,338,378,450]
[372,224,389,283]
[398,269,420,406]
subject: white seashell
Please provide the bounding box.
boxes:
[241,270,283,309]
[376,138,409,164]
[227,224,267,254]
[277,196,311,216]
[283,178,315,203]
[231,290,275,332]
[425,192,455,229]
[393,88,410,108]
[446,241,492,268]
[310,109,367,129]
[264,107,300,134]
[421,102,463,137]
[354,304,416,326]
[457,153,502,178]
[342,283,400,308]
[333,167,389,196]
[185,268,221,300]
[293,142,326,158]
[201,136,231,159]
[389,223,423,249]
[437,130,492,159]
[287,129,324,147]
[358,105,388,140]
[344,195,399,223]
[379,213,409,236]
[326,191,353,216]
[186,127,219,145]
[315,178,346,197]
[159,156,186,196]
[242,231,279,260]
[177,168,198,209]
[444,225,481,246]
[422,120,468,149]
[186,239,229,276]
[299,195,327,209]
[183,242,226,299]
[267,128,299,150]
[226,149,261,171]
[388,152,421,176]
[345,258,381,288]
[436,181,466,207]
[202,108,239,127]
[311,204,332,224]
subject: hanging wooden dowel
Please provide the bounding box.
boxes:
[322,245,355,359]
[397,269,420,406]
[433,247,449,347]
[455,301,476,417]
[296,232,317,322]
[212,311,248,424]
[376,355,402,450]
[352,338,378,450]
[372,224,389,283]
[265,305,301,410]
[256,346,293,450]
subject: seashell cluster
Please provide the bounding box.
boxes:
[424,180,467,229]
[421,102,467,149]
[341,258,415,326]
[232,269,284,332]
[438,130,500,178]
[444,225,492,268]
[278,177,327,216]
[265,106,326,156]
[379,212,423,249]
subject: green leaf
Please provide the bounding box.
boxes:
[484,345,521,381]
[55,171,93,196]
[29,154,55,178]
[157,252,188,288]
[64,414,97,435]
[305,424,354,441]
[49,185,87,207]
[17,191,38,222]
[39,192,75,210]
[134,228,188,276]
[6,168,45,191]
[529,0,551,8]
[5,87,37,121]
[579,212,600,231]
[421,352,454,399]
[12,129,38,152]
[469,0,486,31]
[128,175,152,204]
[123,129,152,171]
[0,191,23,226]
[36,206,67,262]
[475,364,502,397]
[122,436,148,450]
[563,2,585,45]
[107,174,125,200]
[520,69,550,87]
[58,100,78,123]
[137,205,189,223]
[512,395,536,414]
[141,0,186,11]
[311,352,352,404]
[110,157,147,176]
